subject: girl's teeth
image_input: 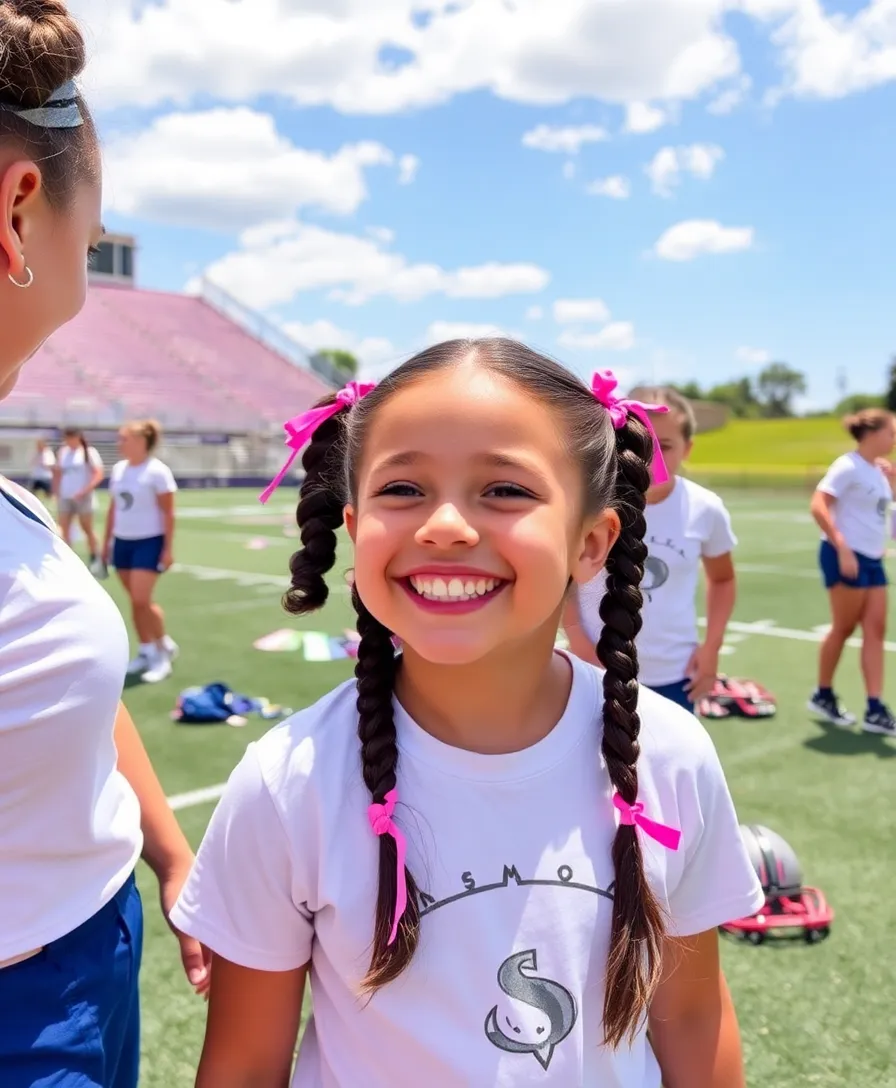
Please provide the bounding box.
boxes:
[409,575,502,601]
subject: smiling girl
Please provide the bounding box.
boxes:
[172,341,762,1087]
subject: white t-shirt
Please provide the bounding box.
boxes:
[816,452,892,559]
[57,444,103,499]
[577,478,737,688]
[109,458,178,540]
[171,654,762,1088]
[31,448,55,482]
[0,483,142,961]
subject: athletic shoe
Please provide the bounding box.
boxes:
[89,556,109,580]
[161,637,180,662]
[126,653,151,677]
[862,705,896,737]
[142,656,173,685]
[807,691,856,728]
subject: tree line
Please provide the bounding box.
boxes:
[672,358,896,419]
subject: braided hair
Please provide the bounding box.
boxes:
[283,339,663,1036]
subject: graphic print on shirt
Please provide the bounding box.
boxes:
[643,555,670,601]
[484,949,577,1070]
[118,491,135,512]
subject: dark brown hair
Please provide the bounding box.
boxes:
[62,424,88,458]
[284,339,664,1046]
[843,407,894,443]
[628,385,697,441]
[0,0,97,207]
[128,418,161,453]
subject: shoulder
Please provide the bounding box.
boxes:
[679,477,729,516]
[250,678,360,813]
[111,460,128,477]
[636,685,717,773]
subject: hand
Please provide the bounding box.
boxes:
[837,544,859,580]
[159,547,174,572]
[102,541,112,566]
[72,490,86,503]
[875,457,896,479]
[157,861,213,998]
[684,644,719,701]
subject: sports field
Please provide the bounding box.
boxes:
[103,488,895,1087]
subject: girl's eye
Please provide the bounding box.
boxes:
[87,245,101,265]
[375,481,422,498]
[485,482,535,499]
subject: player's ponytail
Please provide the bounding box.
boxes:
[597,413,667,1047]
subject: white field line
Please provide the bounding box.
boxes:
[701,617,896,654]
[168,785,227,811]
[170,562,351,593]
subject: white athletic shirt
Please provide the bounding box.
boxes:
[816,452,892,559]
[578,478,737,688]
[57,444,103,500]
[171,654,762,1087]
[31,448,55,483]
[109,458,178,540]
[0,482,142,961]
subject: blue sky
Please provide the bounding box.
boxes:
[73,0,896,407]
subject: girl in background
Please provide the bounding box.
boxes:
[0,3,209,1084]
[172,344,761,1087]
[28,436,55,497]
[104,419,179,684]
[809,408,896,736]
[54,424,104,567]
[565,386,737,713]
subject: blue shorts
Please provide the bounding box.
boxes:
[819,539,888,590]
[113,535,165,572]
[0,873,143,1088]
[648,679,695,712]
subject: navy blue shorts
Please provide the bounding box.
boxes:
[819,539,888,590]
[113,535,165,572]
[0,873,143,1088]
[647,679,695,712]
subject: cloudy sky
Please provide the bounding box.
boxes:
[73,0,896,403]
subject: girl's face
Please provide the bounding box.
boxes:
[64,433,81,449]
[118,428,145,460]
[651,409,692,480]
[869,418,896,458]
[345,364,618,666]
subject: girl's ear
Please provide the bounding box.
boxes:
[572,508,620,586]
[344,503,357,543]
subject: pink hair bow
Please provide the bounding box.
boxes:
[259,380,375,504]
[613,792,682,851]
[591,370,670,484]
[367,788,408,946]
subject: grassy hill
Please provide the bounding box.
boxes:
[688,416,851,488]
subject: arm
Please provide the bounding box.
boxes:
[649,930,746,1088]
[157,491,176,570]
[809,490,859,579]
[52,463,61,499]
[113,704,211,992]
[103,498,116,565]
[196,960,307,1088]
[562,594,599,666]
[686,553,736,700]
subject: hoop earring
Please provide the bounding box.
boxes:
[8,266,34,289]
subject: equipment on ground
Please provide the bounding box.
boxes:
[698,676,777,720]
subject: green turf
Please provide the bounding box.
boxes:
[101,489,895,1087]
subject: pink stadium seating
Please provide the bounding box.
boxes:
[4,285,331,430]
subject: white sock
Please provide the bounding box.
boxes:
[140,642,159,661]
[161,634,176,653]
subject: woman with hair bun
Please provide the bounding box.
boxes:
[0,4,209,1085]
[103,419,180,684]
[809,407,896,735]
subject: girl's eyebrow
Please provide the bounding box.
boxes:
[371,449,551,484]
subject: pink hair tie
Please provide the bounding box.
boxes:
[367,788,408,946]
[591,370,670,485]
[613,792,681,851]
[259,380,376,504]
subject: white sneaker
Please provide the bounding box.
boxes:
[126,653,151,677]
[142,656,173,684]
[162,637,180,662]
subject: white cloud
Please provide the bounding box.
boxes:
[522,124,609,154]
[553,298,612,324]
[735,345,772,366]
[367,226,396,244]
[284,319,397,373]
[654,219,755,261]
[707,74,752,114]
[624,101,668,133]
[558,322,636,351]
[398,153,420,184]
[526,305,544,321]
[195,221,551,310]
[426,321,507,344]
[74,0,743,116]
[103,108,396,230]
[645,143,724,196]
[586,175,631,199]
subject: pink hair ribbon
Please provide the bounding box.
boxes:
[591,370,670,484]
[613,792,682,851]
[367,788,408,946]
[259,380,375,504]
